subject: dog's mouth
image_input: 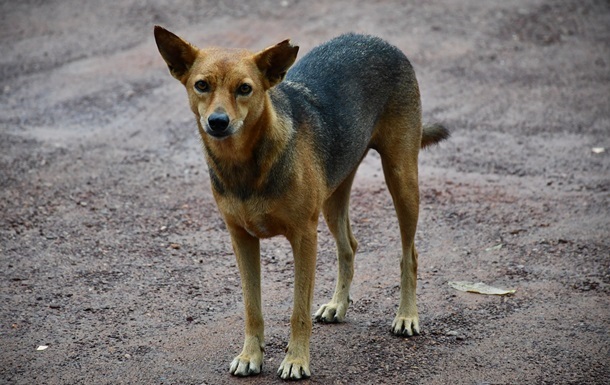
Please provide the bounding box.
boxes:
[206,126,232,139]
[201,117,243,140]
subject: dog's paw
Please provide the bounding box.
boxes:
[229,353,263,377]
[314,300,348,323]
[391,315,420,337]
[277,354,311,380]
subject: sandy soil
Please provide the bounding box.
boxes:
[1,0,609,384]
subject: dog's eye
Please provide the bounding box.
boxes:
[194,80,209,93]
[237,83,252,96]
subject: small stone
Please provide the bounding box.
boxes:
[445,330,458,336]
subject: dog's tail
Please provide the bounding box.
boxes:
[421,123,450,148]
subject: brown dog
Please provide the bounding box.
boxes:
[154,26,448,380]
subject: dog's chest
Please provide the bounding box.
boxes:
[243,220,272,238]
[221,198,285,239]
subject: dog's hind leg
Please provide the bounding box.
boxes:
[315,169,359,323]
[374,106,423,337]
[380,148,421,336]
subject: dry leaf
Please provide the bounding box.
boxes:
[448,281,516,295]
[485,244,503,252]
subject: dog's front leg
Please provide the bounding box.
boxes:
[227,225,264,377]
[278,226,318,380]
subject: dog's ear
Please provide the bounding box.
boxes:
[254,40,299,88]
[154,26,199,83]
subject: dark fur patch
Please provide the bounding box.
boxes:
[277,33,417,188]
[204,135,295,200]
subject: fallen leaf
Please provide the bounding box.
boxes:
[485,244,503,252]
[448,281,516,295]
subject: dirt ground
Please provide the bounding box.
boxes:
[1,0,609,384]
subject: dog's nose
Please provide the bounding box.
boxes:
[207,113,230,133]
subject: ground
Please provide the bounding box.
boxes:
[1,0,609,384]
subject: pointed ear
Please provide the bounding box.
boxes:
[254,39,299,88]
[154,26,199,82]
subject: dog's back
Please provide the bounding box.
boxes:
[272,33,420,189]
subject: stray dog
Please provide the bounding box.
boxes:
[154,26,449,380]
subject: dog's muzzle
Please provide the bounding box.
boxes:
[205,112,232,138]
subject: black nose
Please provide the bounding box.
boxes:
[207,113,230,132]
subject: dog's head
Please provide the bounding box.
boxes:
[154,26,298,145]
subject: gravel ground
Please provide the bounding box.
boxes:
[1,0,609,384]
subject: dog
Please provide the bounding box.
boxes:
[154,26,449,380]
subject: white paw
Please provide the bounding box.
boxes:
[229,353,262,377]
[277,355,311,380]
[314,300,349,323]
[391,315,420,337]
